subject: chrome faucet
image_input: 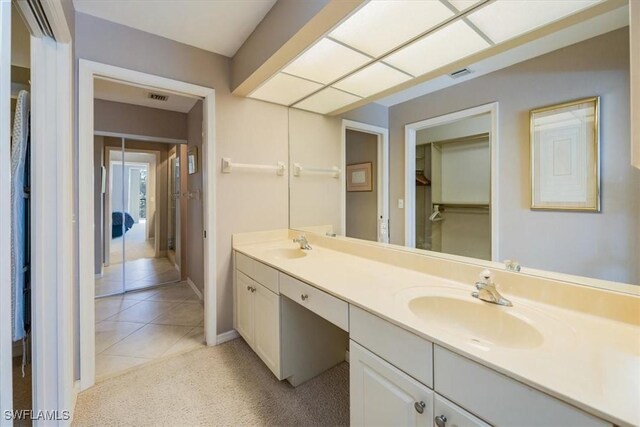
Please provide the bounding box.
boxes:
[472,270,512,307]
[293,235,312,250]
[504,259,521,272]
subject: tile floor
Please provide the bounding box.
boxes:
[95,257,181,296]
[94,281,204,380]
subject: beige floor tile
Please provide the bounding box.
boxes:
[95,298,140,322]
[95,321,145,354]
[95,354,150,379]
[102,324,193,359]
[151,302,204,327]
[105,300,178,323]
[122,288,160,300]
[146,284,197,302]
[162,327,205,357]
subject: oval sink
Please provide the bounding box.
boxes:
[408,296,543,349]
[267,248,307,260]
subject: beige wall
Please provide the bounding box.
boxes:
[186,101,204,293]
[289,109,342,233]
[345,129,378,241]
[94,99,187,141]
[388,28,639,283]
[76,12,289,335]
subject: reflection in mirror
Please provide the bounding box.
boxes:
[289,21,639,287]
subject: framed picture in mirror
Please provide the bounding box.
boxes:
[530,97,600,211]
[346,162,373,192]
[188,147,198,175]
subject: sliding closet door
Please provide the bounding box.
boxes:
[95,140,126,297]
[123,141,180,292]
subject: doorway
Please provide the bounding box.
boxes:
[404,103,499,261]
[79,60,217,390]
[341,120,389,243]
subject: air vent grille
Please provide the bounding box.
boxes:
[148,93,169,102]
[449,68,472,79]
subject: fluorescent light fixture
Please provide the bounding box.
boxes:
[468,0,602,44]
[385,20,490,77]
[283,38,371,85]
[334,62,412,98]
[249,73,323,106]
[329,0,454,58]
[447,0,482,12]
[294,87,361,115]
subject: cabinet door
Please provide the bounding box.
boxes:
[236,271,255,345]
[434,394,489,427]
[254,282,281,378]
[350,340,433,427]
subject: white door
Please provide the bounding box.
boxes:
[253,282,280,378]
[235,272,254,345]
[350,340,434,427]
[0,0,13,415]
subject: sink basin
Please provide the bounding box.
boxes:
[408,296,544,349]
[267,248,308,260]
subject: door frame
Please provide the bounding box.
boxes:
[404,102,499,261]
[0,2,13,418]
[341,120,389,243]
[78,60,217,390]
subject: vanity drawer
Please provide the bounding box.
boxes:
[434,346,611,427]
[279,273,348,331]
[350,305,433,388]
[235,252,279,294]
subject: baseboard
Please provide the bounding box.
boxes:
[187,277,203,300]
[216,330,239,345]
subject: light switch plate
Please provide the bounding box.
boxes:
[398,199,404,209]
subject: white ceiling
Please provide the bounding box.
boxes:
[72,0,277,57]
[94,78,199,113]
[247,0,610,114]
[377,4,629,107]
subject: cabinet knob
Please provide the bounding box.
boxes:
[251,287,256,293]
[247,286,251,291]
[435,415,447,427]
[301,294,308,301]
[414,401,426,414]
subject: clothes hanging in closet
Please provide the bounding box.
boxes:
[11,90,30,343]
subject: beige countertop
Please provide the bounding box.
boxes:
[233,234,640,427]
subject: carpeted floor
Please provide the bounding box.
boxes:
[73,338,349,426]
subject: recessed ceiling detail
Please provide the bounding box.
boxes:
[247,0,603,114]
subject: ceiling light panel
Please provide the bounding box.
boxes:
[385,20,490,77]
[249,73,323,106]
[468,0,602,44]
[329,0,455,58]
[293,87,361,115]
[446,0,483,12]
[333,62,412,98]
[282,38,371,84]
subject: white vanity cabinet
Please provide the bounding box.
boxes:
[350,306,611,427]
[350,341,434,427]
[234,254,282,379]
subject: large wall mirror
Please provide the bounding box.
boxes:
[288,6,639,290]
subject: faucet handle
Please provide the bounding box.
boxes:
[479,269,493,282]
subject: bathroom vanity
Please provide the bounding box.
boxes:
[233,230,639,427]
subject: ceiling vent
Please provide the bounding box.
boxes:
[148,93,169,102]
[448,68,472,79]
